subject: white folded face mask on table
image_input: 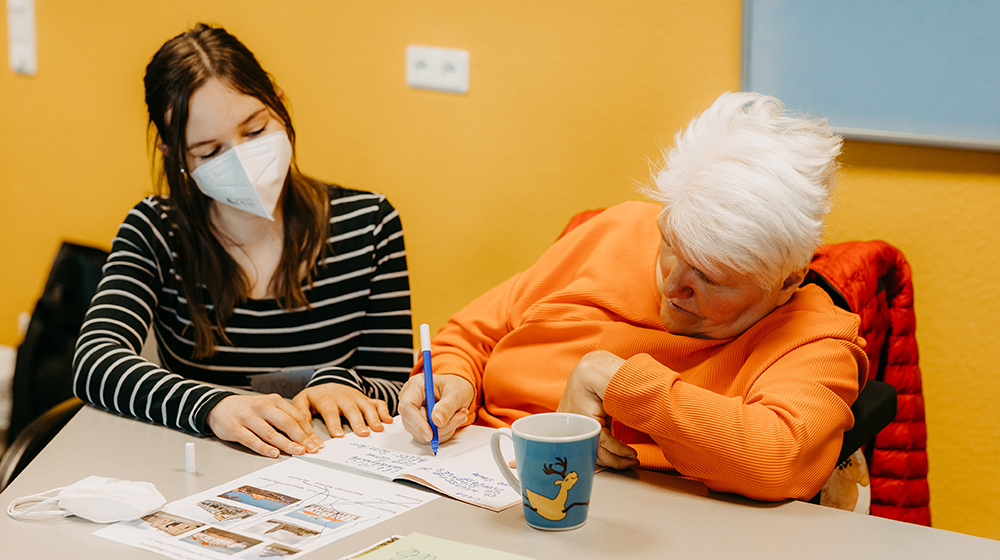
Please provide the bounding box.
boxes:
[190,130,293,221]
[7,475,166,523]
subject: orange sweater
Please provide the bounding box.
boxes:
[421,201,868,501]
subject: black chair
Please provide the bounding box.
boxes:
[1,242,107,491]
[0,397,84,491]
[836,380,896,466]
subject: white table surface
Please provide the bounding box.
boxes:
[1,405,998,559]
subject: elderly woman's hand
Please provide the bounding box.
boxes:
[399,373,474,446]
[558,350,639,470]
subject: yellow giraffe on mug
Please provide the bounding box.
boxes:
[523,457,580,521]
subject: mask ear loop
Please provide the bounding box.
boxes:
[7,487,71,521]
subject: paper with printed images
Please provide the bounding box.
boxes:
[94,459,436,560]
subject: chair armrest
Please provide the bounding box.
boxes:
[0,397,84,491]
[838,379,897,465]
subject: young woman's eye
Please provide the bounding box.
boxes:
[197,147,220,160]
[246,126,266,138]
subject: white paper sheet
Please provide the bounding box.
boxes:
[301,421,520,511]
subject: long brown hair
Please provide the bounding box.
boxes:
[144,23,329,358]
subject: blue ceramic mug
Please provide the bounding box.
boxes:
[490,413,601,530]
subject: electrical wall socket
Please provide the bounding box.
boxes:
[7,0,37,76]
[406,45,469,94]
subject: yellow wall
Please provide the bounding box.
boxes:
[1,0,998,539]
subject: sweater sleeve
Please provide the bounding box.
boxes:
[73,201,234,434]
[308,196,413,414]
[603,337,865,501]
[405,205,627,420]
[410,273,521,423]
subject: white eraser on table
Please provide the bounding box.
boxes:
[185,442,196,473]
[419,323,431,352]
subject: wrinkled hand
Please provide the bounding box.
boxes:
[558,350,624,420]
[558,350,639,470]
[292,384,393,438]
[593,428,639,470]
[399,374,474,445]
[207,394,324,458]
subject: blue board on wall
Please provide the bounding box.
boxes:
[741,0,1000,151]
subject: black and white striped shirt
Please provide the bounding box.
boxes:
[73,185,413,435]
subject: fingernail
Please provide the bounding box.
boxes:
[293,445,305,455]
[372,423,383,430]
[358,427,370,435]
[269,449,279,458]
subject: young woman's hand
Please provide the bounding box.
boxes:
[398,374,474,445]
[292,384,394,438]
[207,394,324,458]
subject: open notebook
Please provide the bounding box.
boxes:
[300,420,520,512]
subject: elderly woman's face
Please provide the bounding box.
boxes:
[655,234,798,339]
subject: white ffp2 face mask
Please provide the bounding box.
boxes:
[7,475,167,523]
[190,130,293,221]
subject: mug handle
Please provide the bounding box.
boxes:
[490,428,519,492]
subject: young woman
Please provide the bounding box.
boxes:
[74,23,413,458]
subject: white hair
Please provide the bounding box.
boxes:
[642,91,842,289]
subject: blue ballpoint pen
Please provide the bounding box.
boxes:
[419,323,439,455]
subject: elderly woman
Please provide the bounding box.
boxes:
[399,92,868,501]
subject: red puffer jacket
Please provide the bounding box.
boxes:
[810,240,931,526]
